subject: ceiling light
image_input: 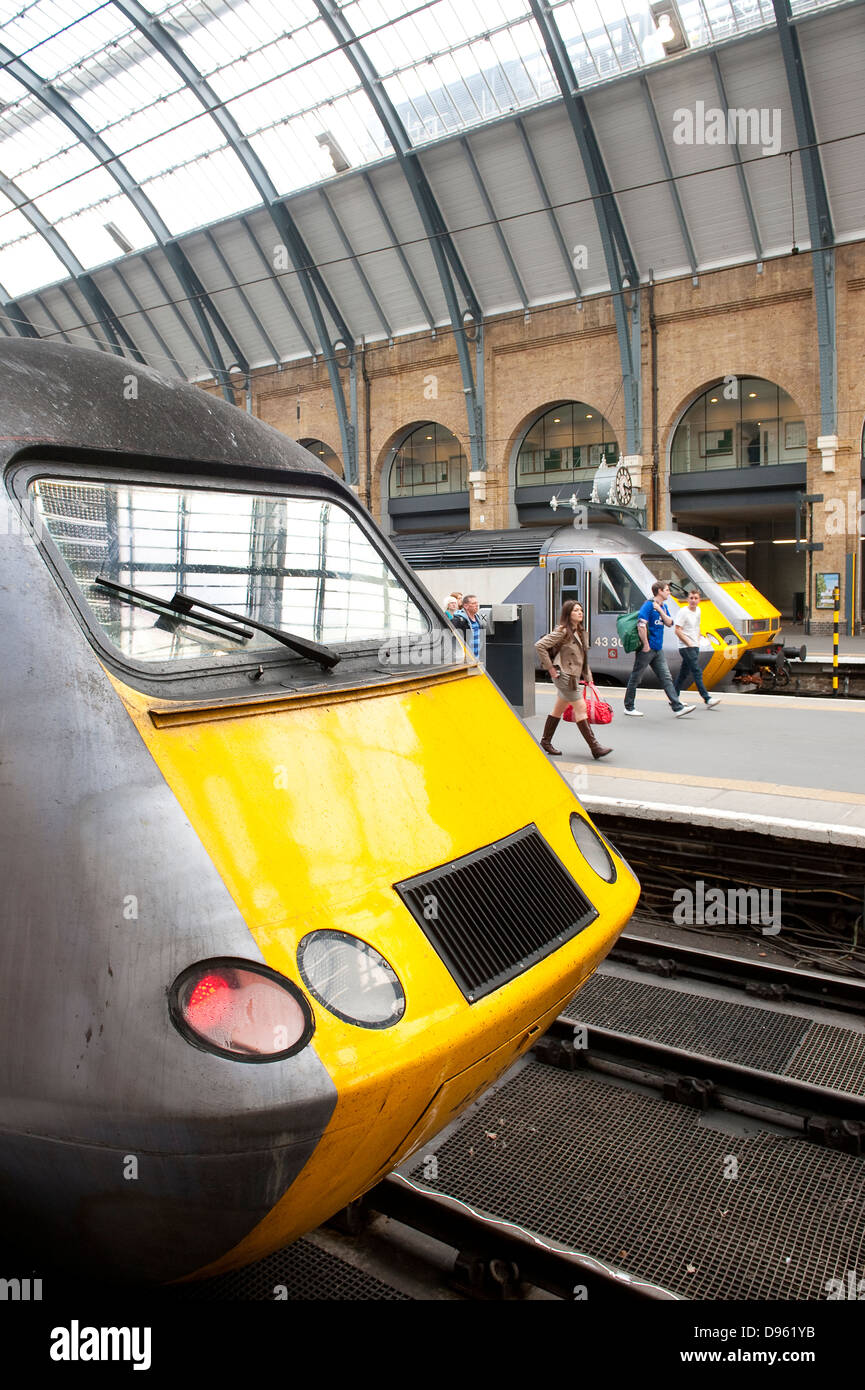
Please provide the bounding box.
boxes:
[710,397,718,403]
[655,13,675,43]
[773,539,796,545]
[586,414,593,419]
[553,418,561,423]
[722,540,754,546]
[104,221,133,254]
[649,1,688,54]
[316,130,350,173]
[748,392,757,398]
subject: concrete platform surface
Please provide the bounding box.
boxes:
[523,683,865,845]
[778,625,865,664]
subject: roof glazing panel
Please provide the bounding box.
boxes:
[0,0,855,313]
[0,223,67,296]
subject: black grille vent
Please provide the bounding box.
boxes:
[394,825,597,1002]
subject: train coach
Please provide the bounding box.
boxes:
[0,340,639,1283]
[396,521,746,689]
[646,530,782,650]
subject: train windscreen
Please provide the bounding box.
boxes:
[686,549,746,584]
[639,554,693,600]
[28,477,439,669]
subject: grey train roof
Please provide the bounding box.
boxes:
[0,340,331,479]
[395,516,663,569]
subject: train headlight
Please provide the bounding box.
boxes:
[569,812,617,883]
[297,931,405,1028]
[169,959,314,1061]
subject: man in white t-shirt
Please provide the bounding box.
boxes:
[674,588,721,708]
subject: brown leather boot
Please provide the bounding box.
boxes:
[577,719,612,759]
[540,715,562,755]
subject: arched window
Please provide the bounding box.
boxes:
[671,379,807,474]
[516,403,618,486]
[298,439,342,474]
[389,423,468,498]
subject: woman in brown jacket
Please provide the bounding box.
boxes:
[535,599,612,759]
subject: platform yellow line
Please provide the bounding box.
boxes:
[582,688,865,712]
[558,761,865,806]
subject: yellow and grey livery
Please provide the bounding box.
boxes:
[648,530,782,651]
[0,340,639,1282]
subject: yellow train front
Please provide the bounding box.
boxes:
[648,529,782,650]
[0,341,639,1284]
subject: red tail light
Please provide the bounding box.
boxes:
[170,960,314,1062]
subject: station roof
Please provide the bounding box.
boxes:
[0,0,862,384]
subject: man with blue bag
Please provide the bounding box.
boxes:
[623,582,695,718]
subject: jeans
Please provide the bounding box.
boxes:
[675,645,710,701]
[624,648,683,711]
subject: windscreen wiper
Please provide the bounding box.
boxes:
[170,591,340,670]
[96,576,253,642]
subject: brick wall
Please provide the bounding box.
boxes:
[225,242,864,623]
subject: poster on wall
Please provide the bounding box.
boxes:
[816,573,840,609]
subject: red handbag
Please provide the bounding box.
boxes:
[562,703,576,723]
[584,682,613,725]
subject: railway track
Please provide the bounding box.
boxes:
[357,945,865,1302]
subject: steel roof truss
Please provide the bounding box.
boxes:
[771,0,836,436]
[239,217,317,359]
[116,0,357,467]
[528,0,641,455]
[204,229,280,364]
[57,284,101,348]
[361,174,435,332]
[313,0,484,472]
[33,293,72,344]
[708,53,764,262]
[0,38,241,396]
[140,252,213,376]
[0,168,142,361]
[109,264,185,378]
[514,118,583,301]
[0,281,38,338]
[319,189,393,341]
[639,76,698,279]
[459,137,529,310]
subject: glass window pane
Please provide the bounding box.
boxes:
[30,477,428,662]
[389,423,467,497]
[516,402,618,485]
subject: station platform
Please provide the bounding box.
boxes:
[524,683,865,846]
[777,624,865,666]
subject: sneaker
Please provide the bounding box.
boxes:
[674,704,695,717]
[706,696,721,708]
[623,708,644,717]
